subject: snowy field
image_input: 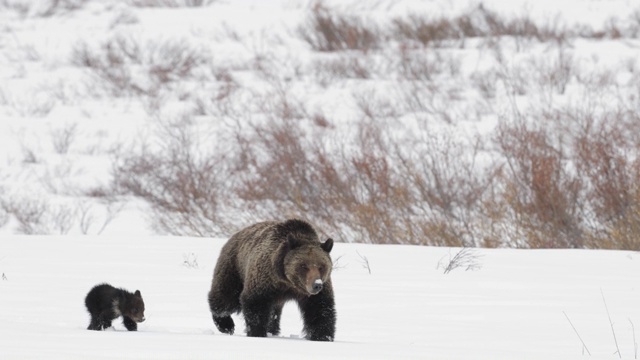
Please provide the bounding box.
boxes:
[1,235,639,359]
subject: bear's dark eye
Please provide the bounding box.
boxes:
[132,308,138,314]
[319,266,325,273]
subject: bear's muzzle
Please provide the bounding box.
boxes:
[310,279,323,294]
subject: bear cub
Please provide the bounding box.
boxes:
[208,218,336,341]
[85,283,146,331]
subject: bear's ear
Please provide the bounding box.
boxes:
[287,234,303,250]
[135,290,141,297]
[321,238,333,253]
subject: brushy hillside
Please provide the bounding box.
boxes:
[1,0,640,249]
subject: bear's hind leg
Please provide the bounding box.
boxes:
[99,308,117,330]
[90,311,114,331]
[123,316,137,331]
[87,315,101,330]
[208,266,243,335]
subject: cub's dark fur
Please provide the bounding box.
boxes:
[85,283,146,331]
[208,219,336,341]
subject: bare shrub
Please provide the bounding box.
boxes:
[50,123,78,154]
[192,71,239,117]
[353,90,402,121]
[112,114,231,236]
[1,197,71,235]
[127,0,214,7]
[298,2,382,52]
[393,15,465,48]
[78,199,126,235]
[21,148,38,164]
[234,114,490,246]
[1,0,87,17]
[530,47,574,95]
[493,118,585,248]
[573,114,640,250]
[396,45,457,81]
[392,6,568,49]
[233,116,392,242]
[471,69,498,99]
[0,191,8,229]
[399,81,466,125]
[109,7,140,29]
[338,121,414,244]
[146,40,209,84]
[0,194,123,235]
[233,117,326,217]
[10,92,55,118]
[312,55,372,86]
[72,35,208,97]
[397,133,494,247]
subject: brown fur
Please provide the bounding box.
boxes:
[208,219,336,341]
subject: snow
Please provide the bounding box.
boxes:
[2,0,640,358]
[1,235,639,359]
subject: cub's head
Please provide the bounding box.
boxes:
[283,236,333,296]
[125,290,146,323]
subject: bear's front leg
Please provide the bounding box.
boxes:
[123,316,138,331]
[299,284,336,341]
[267,303,284,336]
[240,293,273,337]
[213,315,235,335]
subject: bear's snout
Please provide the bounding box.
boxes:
[311,279,323,294]
[138,316,146,323]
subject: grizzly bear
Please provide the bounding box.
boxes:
[207,219,336,341]
[85,283,146,331]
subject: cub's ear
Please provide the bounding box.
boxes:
[321,238,333,253]
[287,234,303,250]
[134,290,141,297]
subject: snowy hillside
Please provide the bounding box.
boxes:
[2,0,640,248]
[1,235,639,359]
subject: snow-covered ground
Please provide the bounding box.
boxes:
[1,235,639,359]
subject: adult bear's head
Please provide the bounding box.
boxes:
[282,235,333,296]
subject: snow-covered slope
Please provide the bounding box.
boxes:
[1,236,638,359]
